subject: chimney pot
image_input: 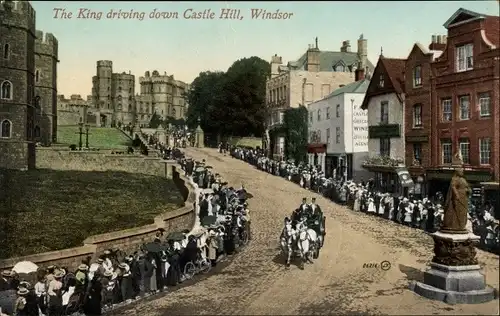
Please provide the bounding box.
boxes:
[442,35,447,44]
[432,35,437,43]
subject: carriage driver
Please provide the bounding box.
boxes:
[292,198,308,225]
[308,197,324,246]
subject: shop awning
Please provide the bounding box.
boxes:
[396,167,414,187]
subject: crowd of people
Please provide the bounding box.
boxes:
[230,147,499,253]
[0,142,251,316]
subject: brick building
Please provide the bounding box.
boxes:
[427,8,499,204]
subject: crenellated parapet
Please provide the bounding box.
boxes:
[0,0,36,32]
[97,60,113,68]
[35,30,59,59]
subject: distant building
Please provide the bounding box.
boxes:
[137,70,189,125]
[307,76,370,181]
[57,94,95,126]
[0,0,58,170]
[91,61,136,127]
[265,35,374,159]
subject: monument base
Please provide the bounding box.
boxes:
[409,232,497,304]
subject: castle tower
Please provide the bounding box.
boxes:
[111,71,135,126]
[270,54,282,78]
[34,30,59,145]
[0,0,37,170]
[92,60,113,127]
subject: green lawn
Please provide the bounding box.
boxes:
[0,169,184,259]
[56,126,132,149]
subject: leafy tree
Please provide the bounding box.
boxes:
[185,57,270,143]
[284,105,308,162]
[148,112,163,128]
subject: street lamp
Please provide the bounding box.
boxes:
[78,122,84,150]
[85,124,90,148]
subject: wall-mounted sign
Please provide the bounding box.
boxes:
[405,135,429,142]
[368,124,401,139]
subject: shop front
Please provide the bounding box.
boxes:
[363,164,414,196]
[426,168,494,199]
[307,143,327,173]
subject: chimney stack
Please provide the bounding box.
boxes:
[340,40,351,53]
[355,66,365,81]
[429,34,447,51]
[357,34,368,70]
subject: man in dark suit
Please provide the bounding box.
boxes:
[199,194,210,220]
[0,270,14,291]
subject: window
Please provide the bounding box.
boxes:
[317,109,321,121]
[441,98,452,122]
[380,101,388,124]
[379,75,384,88]
[413,104,422,127]
[34,96,41,109]
[379,138,390,157]
[0,119,12,138]
[117,95,122,101]
[478,93,491,117]
[309,111,313,124]
[479,138,491,165]
[0,80,12,100]
[279,112,284,124]
[118,86,122,92]
[35,70,40,83]
[459,95,470,120]
[413,66,422,87]
[317,130,321,142]
[3,44,9,59]
[336,104,340,118]
[326,107,330,119]
[456,44,473,72]
[335,65,344,72]
[441,139,452,164]
[413,143,422,163]
[336,127,340,144]
[326,128,331,145]
[459,138,470,164]
[34,126,40,139]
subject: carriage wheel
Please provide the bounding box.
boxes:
[200,259,212,274]
[184,262,196,279]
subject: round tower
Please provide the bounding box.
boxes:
[114,72,135,126]
[96,60,113,126]
[34,29,59,145]
[0,0,37,170]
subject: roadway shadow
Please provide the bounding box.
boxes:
[272,250,307,270]
[398,264,424,283]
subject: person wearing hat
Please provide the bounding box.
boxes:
[75,264,88,293]
[34,270,48,316]
[0,270,14,291]
[47,270,64,316]
[13,286,29,315]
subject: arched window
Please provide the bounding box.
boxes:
[1,81,12,100]
[317,109,321,121]
[3,44,9,59]
[34,96,41,109]
[35,69,40,83]
[1,119,12,138]
[117,95,122,101]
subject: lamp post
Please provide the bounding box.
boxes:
[78,122,84,150]
[85,124,90,148]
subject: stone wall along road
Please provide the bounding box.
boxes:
[113,147,499,316]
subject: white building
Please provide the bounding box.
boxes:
[307,78,371,181]
[360,56,413,195]
[264,35,374,159]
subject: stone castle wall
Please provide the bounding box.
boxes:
[0,150,196,270]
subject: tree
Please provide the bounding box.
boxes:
[185,57,270,142]
[148,112,163,128]
[284,105,308,163]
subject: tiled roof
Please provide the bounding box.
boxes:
[288,51,375,72]
[325,78,370,98]
[380,57,406,94]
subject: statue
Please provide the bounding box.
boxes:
[440,152,471,234]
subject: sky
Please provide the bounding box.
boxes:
[30,1,500,97]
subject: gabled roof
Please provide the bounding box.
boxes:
[288,51,375,72]
[360,57,406,110]
[443,8,486,29]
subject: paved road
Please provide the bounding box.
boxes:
[115,147,499,315]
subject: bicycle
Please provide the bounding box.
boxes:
[183,252,212,280]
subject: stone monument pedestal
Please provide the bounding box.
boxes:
[409,231,497,304]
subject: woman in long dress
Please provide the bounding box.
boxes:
[149,257,158,294]
[377,194,385,216]
[404,202,413,226]
[353,190,360,212]
[367,197,375,214]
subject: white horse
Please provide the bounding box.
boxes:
[280,217,295,268]
[295,219,319,269]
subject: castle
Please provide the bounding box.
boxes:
[0,0,59,170]
[57,64,190,128]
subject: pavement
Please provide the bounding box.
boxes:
[111,147,499,315]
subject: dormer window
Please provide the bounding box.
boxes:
[413,66,422,87]
[456,43,473,72]
[335,65,344,72]
[378,75,384,88]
